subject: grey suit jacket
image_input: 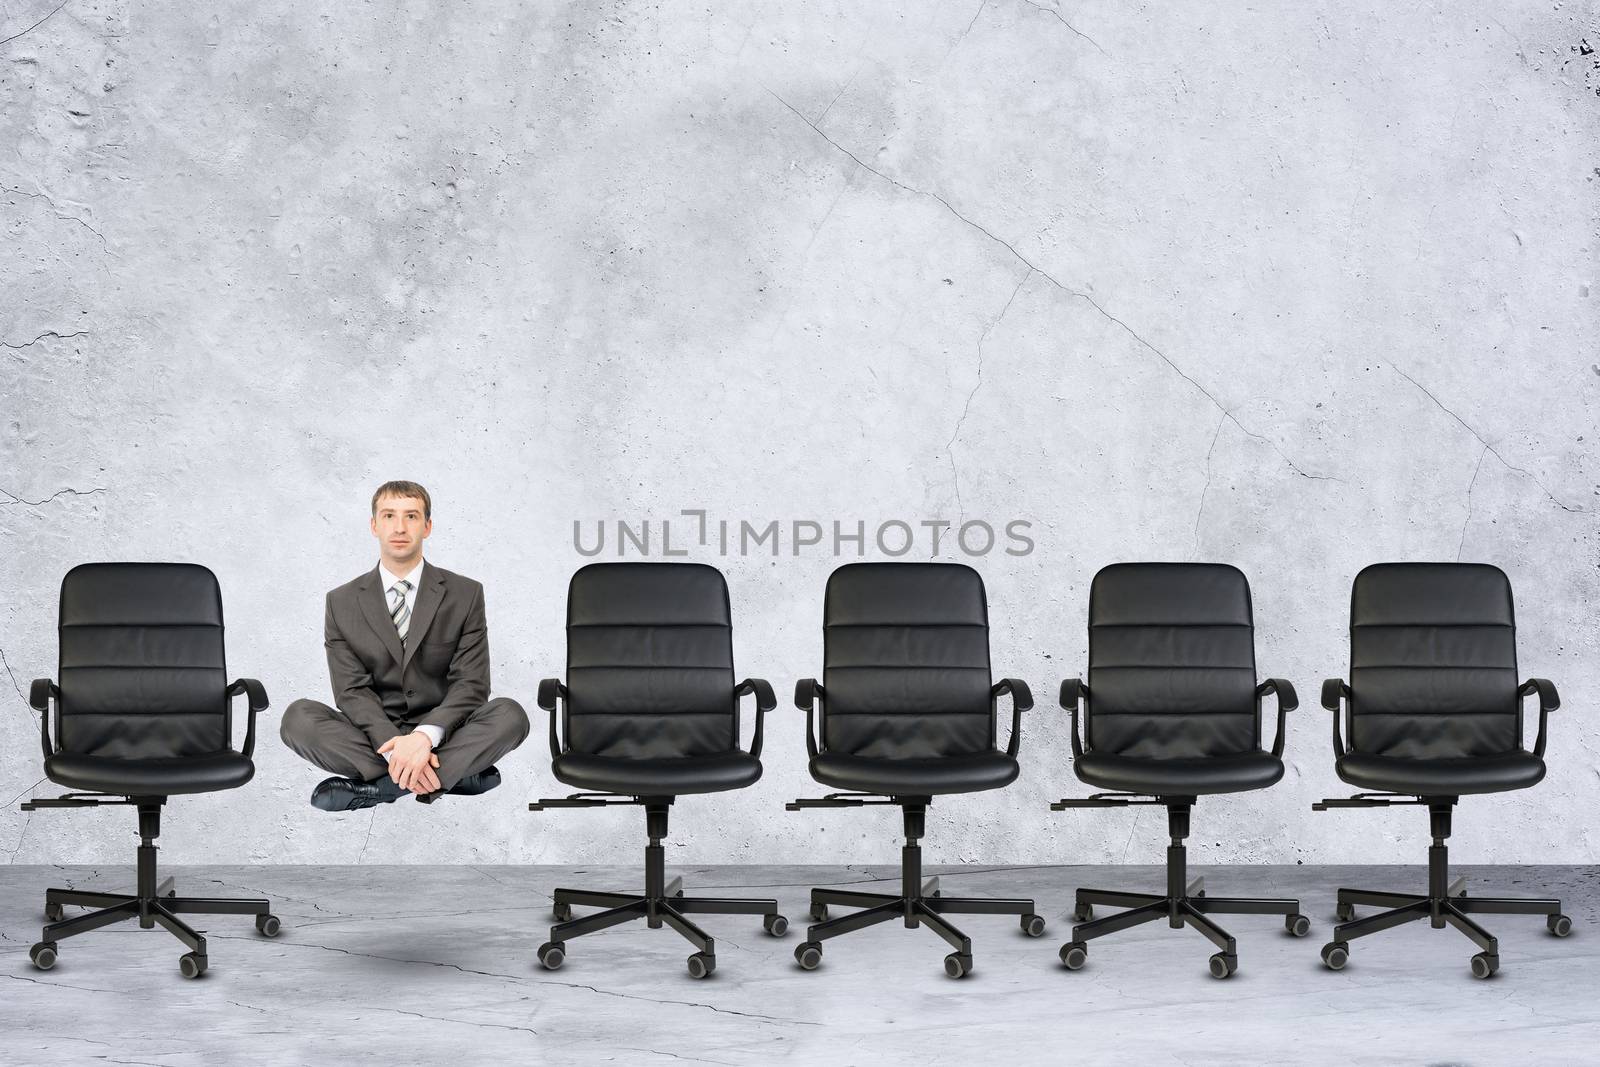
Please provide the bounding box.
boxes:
[324,563,490,746]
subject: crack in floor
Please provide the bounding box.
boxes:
[202,932,821,1026]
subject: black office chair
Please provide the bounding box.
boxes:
[1315,562,1571,978]
[1054,563,1309,979]
[22,563,278,978]
[529,562,786,979]
[788,562,1044,979]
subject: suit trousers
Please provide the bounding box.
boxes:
[280,697,530,791]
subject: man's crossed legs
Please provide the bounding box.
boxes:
[281,698,529,810]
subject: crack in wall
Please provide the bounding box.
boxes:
[952,0,1109,59]
[0,648,44,861]
[944,268,1032,529]
[1192,413,1229,557]
[0,646,28,705]
[0,486,107,506]
[768,88,1338,485]
[1,329,89,350]
[1390,361,1582,514]
[1458,445,1490,560]
[1,184,113,256]
[356,808,378,864]
[4,810,37,861]
[1018,0,1111,57]
[951,1,988,56]
[815,66,860,126]
[0,0,71,48]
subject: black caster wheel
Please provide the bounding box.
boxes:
[1020,913,1047,938]
[943,952,973,979]
[1059,941,1088,970]
[794,941,823,970]
[1208,952,1237,979]
[1285,913,1312,938]
[44,903,64,923]
[29,941,57,970]
[1071,902,1094,923]
[255,913,282,938]
[178,952,208,979]
[552,902,573,922]
[809,902,829,922]
[1470,952,1499,979]
[1321,941,1349,971]
[1548,914,1573,938]
[1335,902,1356,923]
[763,913,789,937]
[537,941,566,970]
[686,952,716,979]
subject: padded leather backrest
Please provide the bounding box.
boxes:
[565,562,736,759]
[1348,562,1520,758]
[1087,563,1259,759]
[57,562,229,760]
[822,562,994,759]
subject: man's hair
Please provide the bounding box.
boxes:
[371,480,432,520]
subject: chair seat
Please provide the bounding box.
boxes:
[45,750,255,796]
[1336,750,1545,795]
[1073,749,1284,796]
[552,750,762,796]
[809,750,1019,796]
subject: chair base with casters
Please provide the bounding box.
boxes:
[528,794,787,979]
[787,794,1046,979]
[23,794,278,978]
[1053,795,1310,979]
[1314,794,1571,978]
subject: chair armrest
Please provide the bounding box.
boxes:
[1321,678,1350,759]
[735,678,776,759]
[29,678,58,760]
[992,679,1032,757]
[538,678,568,758]
[1256,678,1297,758]
[794,678,824,759]
[1059,677,1087,760]
[226,678,270,759]
[1519,678,1559,757]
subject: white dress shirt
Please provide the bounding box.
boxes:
[377,558,445,751]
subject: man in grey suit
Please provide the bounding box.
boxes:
[281,480,530,811]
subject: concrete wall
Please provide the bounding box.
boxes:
[3,1,1596,866]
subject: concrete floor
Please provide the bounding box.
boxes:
[1,863,1595,1066]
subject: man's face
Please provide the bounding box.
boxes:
[371,494,431,569]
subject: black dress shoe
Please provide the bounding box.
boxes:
[311,775,406,812]
[451,765,502,795]
[415,766,503,804]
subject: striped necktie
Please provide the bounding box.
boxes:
[389,579,413,641]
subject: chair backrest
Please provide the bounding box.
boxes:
[564,562,737,759]
[1347,562,1521,759]
[821,562,994,760]
[1086,563,1260,759]
[57,562,230,760]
